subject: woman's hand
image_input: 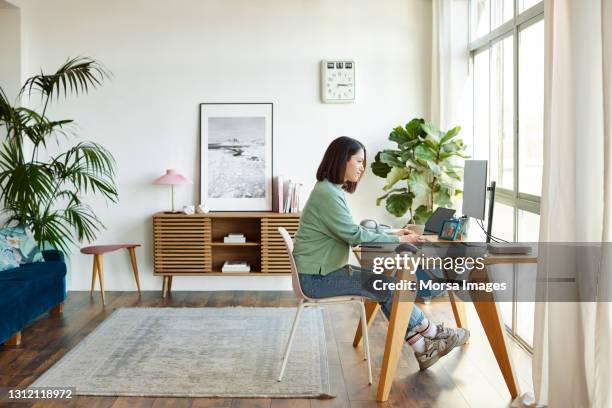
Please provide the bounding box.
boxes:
[398,233,426,244]
[393,229,418,237]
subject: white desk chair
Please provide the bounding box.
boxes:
[277,227,373,384]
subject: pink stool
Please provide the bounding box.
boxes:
[80,244,142,306]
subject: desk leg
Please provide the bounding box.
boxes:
[470,267,519,399]
[444,267,469,331]
[353,300,380,347]
[449,290,469,331]
[376,269,416,402]
[377,295,414,401]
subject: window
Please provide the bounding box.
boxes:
[471,0,490,39]
[473,50,490,161]
[469,0,544,351]
[490,36,514,189]
[519,0,541,13]
[492,0,513,29]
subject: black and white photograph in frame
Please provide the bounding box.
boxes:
[200,103,273,211]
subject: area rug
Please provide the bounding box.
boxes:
[31,307,332,398]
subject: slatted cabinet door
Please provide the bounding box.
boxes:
[261,216,300,274]
[153,215,212,274]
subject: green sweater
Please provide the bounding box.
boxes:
[293,179,400,275]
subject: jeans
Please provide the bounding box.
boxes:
[298,265,425,338]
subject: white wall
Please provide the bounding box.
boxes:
[15,0,432,291]
[0,1,21,230]
[0,1,20,104]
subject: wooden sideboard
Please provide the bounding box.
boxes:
[153,212,300,296]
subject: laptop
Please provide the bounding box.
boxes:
[423,207,456,235]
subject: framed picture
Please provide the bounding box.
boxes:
[439,219,461,241]
[200,103,273,211]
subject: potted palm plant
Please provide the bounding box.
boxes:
[0,57,118,253]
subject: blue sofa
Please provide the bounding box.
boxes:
[0,250,67,345]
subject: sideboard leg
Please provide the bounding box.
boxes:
[167,276,173,296]
[162,276,168,298]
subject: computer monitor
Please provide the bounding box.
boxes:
[462,160,488,220]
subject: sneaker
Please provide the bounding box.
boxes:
[415,325,470,370]
[433,323,470,348]
[414,337,441,370]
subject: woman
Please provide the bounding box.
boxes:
[293,136,469,370]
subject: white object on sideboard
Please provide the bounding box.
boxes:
[196,204,210,214]
[320,60,355,103]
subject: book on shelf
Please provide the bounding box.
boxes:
[224,237,246,243]
[221,260,250,273]
[273,176,283,212]
[283,180,291,213]
[224,233,246,243]
[291,183,302,213]
[275,178,302,213]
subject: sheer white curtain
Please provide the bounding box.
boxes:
[430,0,469,130]
[533,0,612,406]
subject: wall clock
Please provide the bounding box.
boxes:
[320,60,355,103]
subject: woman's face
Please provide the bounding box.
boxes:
[344,149,365,183]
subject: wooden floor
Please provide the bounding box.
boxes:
[0,291,533,408]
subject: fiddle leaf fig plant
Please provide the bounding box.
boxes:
[372,118,469,224]
[0,57,118,253]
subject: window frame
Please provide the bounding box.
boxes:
[468,0,544,353]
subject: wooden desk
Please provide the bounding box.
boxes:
[352,241,537,402]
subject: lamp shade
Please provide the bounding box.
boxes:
[153,169,191,185]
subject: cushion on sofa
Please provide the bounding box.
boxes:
[0,225,44,265]
[0,239,19,272]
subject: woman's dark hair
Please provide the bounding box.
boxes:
[316,136,366,193]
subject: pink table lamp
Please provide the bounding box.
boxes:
[153,169,192,212]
